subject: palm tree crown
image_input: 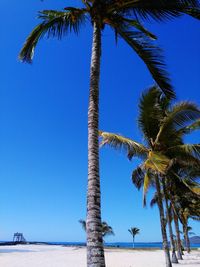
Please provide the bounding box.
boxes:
[79,219,114,238]
[100,86,200,199]
[19,0,200,98]
[128,227,140,237]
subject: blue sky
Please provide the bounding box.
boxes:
[0,0,199,243]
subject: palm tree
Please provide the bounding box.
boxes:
[163,164,200,257]
[79,219,114,241]
[128,227,140,248]
[19,1,200,266]
[174,192,200,253]
[99,86,200,267]
[164,166,200,254]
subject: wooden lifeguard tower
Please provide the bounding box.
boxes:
[13,232,26,243]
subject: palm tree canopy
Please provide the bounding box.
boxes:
[79,219,86,231]
[128,227,140,237]
[102,221,115,237]
[19,1,200,98]
[100,86,200,204]
[79,219,114,237]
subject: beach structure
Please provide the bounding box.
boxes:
[13,232,26,243]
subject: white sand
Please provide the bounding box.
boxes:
[0,245,199,267]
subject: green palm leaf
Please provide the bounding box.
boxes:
[108,0,200,21]
[19,9,86,63]
[144,151,171,174]
[115,27,174,98]
[138,86,165,143]
[168,144,200,160]
[99,131,148,159]
[132,166,145,190]
[177,119,200,135]
[120,18,157,40]
[155,102,200,143]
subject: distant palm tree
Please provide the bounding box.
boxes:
[19,1,200,266]
[79,219,114,241]
[128,227,140,248]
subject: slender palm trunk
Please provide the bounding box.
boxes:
[155,175,172,267]
[172,209,183,259]
[183,223,191,253]
[86,21,105,267]
[162,180,178,264]
[132,236,135,248]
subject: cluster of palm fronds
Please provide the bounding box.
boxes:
[79,219,115,240]
[100,86,200,263]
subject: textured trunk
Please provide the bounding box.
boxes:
[86,21,105,267]
[172,209,183,260]
[183,222,191,253]
[155,175,172,267]
[162,180,178,264]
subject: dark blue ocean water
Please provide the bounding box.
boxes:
[48,242,200,249]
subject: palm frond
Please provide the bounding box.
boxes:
[177,119,200,135]
[183,7,200,19]
[99,131,148,160]
[144,151,171,174]
[155,102,200,143]
[108,0,200,22]
[114,26,174,98]
[150,192,158,207]
[79,219,86,231]
[138,86,165,143]
[168,144,200,160]
[132,166,145,190]
[102,221,115,237]
[128,227,140,236]
[121,18,157,40]
[19,9,86,63]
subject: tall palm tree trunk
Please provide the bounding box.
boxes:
[155,175,172,267]
[86,21,105,267]
[183,223,191,253]
[172,205,183,259]
[162,180,178,264]
[132,236,135,248]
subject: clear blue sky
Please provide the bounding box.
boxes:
[0,0,199,243]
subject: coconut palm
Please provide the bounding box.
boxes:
[128,227,140,248]
[19,1,200,266]
[79,219,114,241]
[164,165,200,253]
[173,191,200,253]
[99,86,200,267]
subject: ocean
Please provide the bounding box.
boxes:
[47,242,200,249]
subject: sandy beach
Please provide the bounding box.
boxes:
[0,245,199,267]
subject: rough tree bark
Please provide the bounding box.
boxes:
[183,222,191,254]
[162,179,178,264]
[155,175,172,267]
[86,21,105,267]
[171,203,183,259]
